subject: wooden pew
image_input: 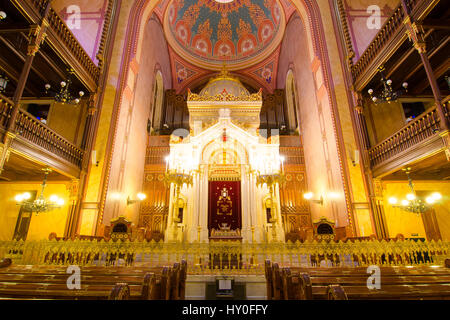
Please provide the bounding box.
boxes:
[266,260,450,300]
[0,260,186,300]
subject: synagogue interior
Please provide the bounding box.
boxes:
[0,0,449,300]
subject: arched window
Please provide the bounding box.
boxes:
[285,70,299,134]
[150,70,164,133]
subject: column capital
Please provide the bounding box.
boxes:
[27,22,48,56]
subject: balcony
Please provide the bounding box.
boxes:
[368,97,450,177]
[351,0,443,91]
[6,0,100,92]
[0,94,84,178]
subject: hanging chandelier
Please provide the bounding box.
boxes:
[388,168,442,214]
[15,168,65,214]
[44,70,84,105]
[368,66,408,104]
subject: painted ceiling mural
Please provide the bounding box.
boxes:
[163,0,285,71]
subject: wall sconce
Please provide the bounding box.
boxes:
[91,150,99,167]
[127,193,146,205]
[303,192,323,205]
[351,150,359,167]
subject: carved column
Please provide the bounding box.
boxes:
[351,91,389,239]
[371,179,389,239]
[0,18,49,173]
[401,1,449,133]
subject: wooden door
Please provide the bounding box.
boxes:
[12,191,37,240]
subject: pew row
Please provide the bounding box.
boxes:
[0,260,187,300]
[265,260,450,300]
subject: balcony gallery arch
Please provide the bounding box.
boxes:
[91,0,354,239]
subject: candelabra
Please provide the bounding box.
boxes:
[368,66,408,104]
[15,168,64,214]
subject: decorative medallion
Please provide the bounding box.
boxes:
[164,0,285,70]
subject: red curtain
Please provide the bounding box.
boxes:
[208,181,241,235]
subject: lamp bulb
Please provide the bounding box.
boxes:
[402,82,408,88]
[388,197,398,205]
[303,192,313,200]
[137,193,147,201]
[368,89,373,95]
[372,97,377,102]
[386,79,392,86]
[45,84,51,90]
[79,91,84,97]
[425,196,435,204]
[60,81,66,87]
[406,193,416,201]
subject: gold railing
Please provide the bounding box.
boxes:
[0,95,13,129]
[14,109,84,167]
[1,239,448,274]
[351,0,426,83]
[27,0,100,83]
[351,3,406,81]
[368,106,441,167]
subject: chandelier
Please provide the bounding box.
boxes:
[45,70,84,105]
[15,168,65,214]
[388,168,442,214]
[368,66,408,104]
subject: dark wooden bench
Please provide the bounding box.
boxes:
[265,260,450,300]
[0,260,187,300]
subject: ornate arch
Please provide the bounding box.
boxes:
[98,0,354,233]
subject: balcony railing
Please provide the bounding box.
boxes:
[27,0,100,84]
[351,3,405,82]
[351,0,427,84]
[0,94,84,168]
[368,105,442,167]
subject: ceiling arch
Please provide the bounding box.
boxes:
[163,0,286,71]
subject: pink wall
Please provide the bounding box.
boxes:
[53,0,109,65]
[103,14,172,225]
[277,13,348,228]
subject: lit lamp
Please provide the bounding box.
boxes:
[388,169,442,214]
[0,73,8,92]
[127,193,146,205]
[15,168,64,215]
[0,11,6,21]
[303,192,323,205]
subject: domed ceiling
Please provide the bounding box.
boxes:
[164,0,286,71]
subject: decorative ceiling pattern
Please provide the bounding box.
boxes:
[279,0,297,21]
[164,0,285,71]
[239,44,280,92]
[168,46,213,93]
